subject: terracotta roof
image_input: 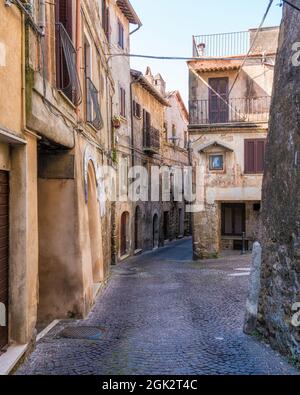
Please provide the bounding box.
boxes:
[116,0,141,26]
[188,58,243,73]
[131,70,170,107]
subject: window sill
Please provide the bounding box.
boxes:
[57,90,77,110]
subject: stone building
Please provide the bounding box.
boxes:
[0,1,39,356]
[130,67,191,253]
[189,27,279,259]
[0,0,123,365]
[106,0,142,263]
[257,0,300,363]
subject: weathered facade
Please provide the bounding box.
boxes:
[0,0,120,358]
[189,27,279,259]
[130,67,191,253]
[257,0,300,363]
[0,1,39,352]
[107,0,142,263]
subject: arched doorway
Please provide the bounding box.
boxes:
[87,162,103,284]
[120,211,129,256]
[134,206,142,251]
[153,214,159,249]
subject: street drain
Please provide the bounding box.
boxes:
[56,326,104,341]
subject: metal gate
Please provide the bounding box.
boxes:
[0,171,9,350]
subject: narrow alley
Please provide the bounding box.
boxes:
[16,239,298,375]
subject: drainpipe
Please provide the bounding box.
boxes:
[76,0,82,119]
[130,24,142,36]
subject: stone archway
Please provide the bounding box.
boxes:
[134,206,142,251]
[120,211,130,256]
[87,162,104,284]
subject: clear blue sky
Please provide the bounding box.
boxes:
[130,0,282,105]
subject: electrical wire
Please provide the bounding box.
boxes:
[228,0,274,96]
[281,0,300,12]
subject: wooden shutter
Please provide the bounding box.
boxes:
[209,78,229,123]
[245,139,266,174]
[120,88,126,118]
[256,140,266,173]
[245,140,255,174]
[105,7,110,42]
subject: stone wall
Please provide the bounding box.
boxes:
[257,1,300,363]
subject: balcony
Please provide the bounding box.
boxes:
[193,31,250,58]
[56,23,82,106]
[143,126,160,154]
[189,96,271,126]
[86,77,103,130]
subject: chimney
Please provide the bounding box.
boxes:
[197,43,206,57]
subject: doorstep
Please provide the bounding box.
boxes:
[0,344,29,375]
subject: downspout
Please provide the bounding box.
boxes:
[129,23,142,36]
[76,0,82,119]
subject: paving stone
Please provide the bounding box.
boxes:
[16,239,299,375]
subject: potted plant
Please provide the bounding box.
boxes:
[112,115,121,129]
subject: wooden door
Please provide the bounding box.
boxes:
[0,171,9,350]
[209,78,229,123]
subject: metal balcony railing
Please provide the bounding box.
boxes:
[56,23,82,106]
[143,126,160,154]
[193,31,250,58]
[189,96,271,125]
[86,77,103,130]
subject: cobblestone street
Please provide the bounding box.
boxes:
[17,239,298,375]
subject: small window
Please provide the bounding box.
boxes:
[120,87,126,118]
[245,139,266,174]
[209,154,224,171]
[133,100,141,119]
[118,20,124,49]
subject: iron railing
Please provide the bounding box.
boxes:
[56,23,82,106]
[193,31,250,58]
[189,96,271,125]
[86,77,103,130]
[143,126,160,154]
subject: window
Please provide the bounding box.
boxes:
[118,20,125,49]
[133,100,141,119]
[244,139,267,174]
[102,0,110,42]
[209,77,229,123]
[209,154,224,171]
[120,87,126,118]
[221,203,245,236]
[55,0,81,105]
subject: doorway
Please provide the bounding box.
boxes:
[0,171,9,350]
[153,214,159,249]
[221,203,246,236]
[121,211,129,256]
[209,77,229,123]
[163,211,169,241]
[134,206,142,251]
